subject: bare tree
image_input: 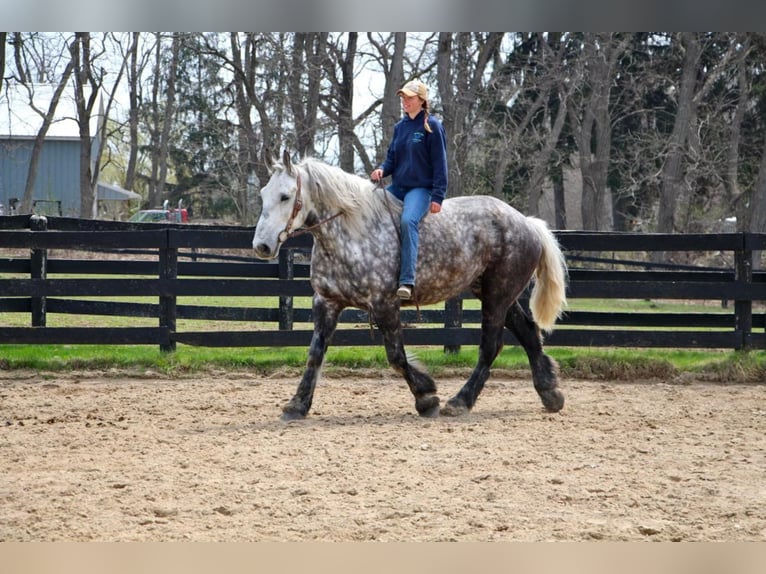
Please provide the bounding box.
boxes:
[227,32,259,221]
[123,32,155,194]
[365,32,406,171]
[289,33,326,159]
[19,63,75,213]
[324,33,357,171]
[655,33,701,235]
[145,33,181,209]
[11,32,29,83]
[524,34,574,219]
[567,33,629,230]
[157,33,180,205]
[0,32,6,94]
[201,32,292,219]
[321,32,397,173]
[437,32,505,199]
[722,36,751,213]
[479,33,573,215]
[70,32,104,218]
[69,32,130,218]
[2,33,76,213]
[656,33,740,235]
[146,33,164,208]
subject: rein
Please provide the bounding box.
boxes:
[278,172,343,242]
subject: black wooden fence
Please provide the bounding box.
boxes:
[1,214,765,351]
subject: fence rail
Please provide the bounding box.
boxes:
[1,215,765,351]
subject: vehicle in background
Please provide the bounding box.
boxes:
[129,199,188,223]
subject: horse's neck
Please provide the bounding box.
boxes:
[310,197,392,264]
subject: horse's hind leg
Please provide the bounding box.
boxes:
[505,301,564,412]
[376,307,440,417]
[281,294,341,421]
[441,308,506,417]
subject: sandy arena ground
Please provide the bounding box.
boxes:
[1,369,764,541]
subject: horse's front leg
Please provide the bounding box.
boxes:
[281,294,341,421]
[375,304,440,417]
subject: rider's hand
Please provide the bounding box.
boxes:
[370,169,383,182]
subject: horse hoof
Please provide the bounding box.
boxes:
[280,412,305,422]
[416,394,440,418]
[280,409,306,422]
[540,389,565,412]
[440,399,469,417]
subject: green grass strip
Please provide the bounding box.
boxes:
[1,344,764,383]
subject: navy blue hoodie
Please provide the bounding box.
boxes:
[378,110,448,204]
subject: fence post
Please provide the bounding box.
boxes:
[278,248,294,330]
[29,215,48,327]
[159,238,178,352]
[444,296,463,354]
[734,237,753,351]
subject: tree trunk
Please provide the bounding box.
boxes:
[573,33,626,231]
[725,37,751,229]
[289,33,325,159]
[12,33,28,83]
[552,163,567,229]
[229,33,258,221]
[386,33,407,136]
[437,33,504,199]
[0,33,6,94]
[124,32,141,194]
[20,61,75,213]
[656,33,702,234]
[71,33,101,219]
[156,33,181,204]
[526,82,570,216]
[147,34,163,209]
[437,33,461,197]
[221,33,273,218]
[371,32,406,168]
[336,33,357,172]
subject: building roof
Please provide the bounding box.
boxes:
[0,83,103,140]
[97,181,142,201]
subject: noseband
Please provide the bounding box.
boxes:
[277,171,343,243]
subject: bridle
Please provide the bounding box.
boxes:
[277,173,304,243]
[277,171,343,243]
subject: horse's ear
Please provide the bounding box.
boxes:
[283,149,293,175]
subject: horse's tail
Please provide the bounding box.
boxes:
[526,217,568,333]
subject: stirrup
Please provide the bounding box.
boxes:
[396,285,412,300]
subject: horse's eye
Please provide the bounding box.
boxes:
[280,194,290,203]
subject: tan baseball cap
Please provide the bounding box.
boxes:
[397,80,428,100]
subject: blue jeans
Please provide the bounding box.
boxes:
[387,185,432,286]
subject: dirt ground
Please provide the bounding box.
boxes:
[1,368,764,542]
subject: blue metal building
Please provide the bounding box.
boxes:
[0,84,139,218]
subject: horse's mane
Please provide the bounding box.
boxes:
[287,157,397,238]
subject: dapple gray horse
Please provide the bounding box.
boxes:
[253,152,568,420]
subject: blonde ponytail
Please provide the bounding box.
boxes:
[423,101,433,133]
